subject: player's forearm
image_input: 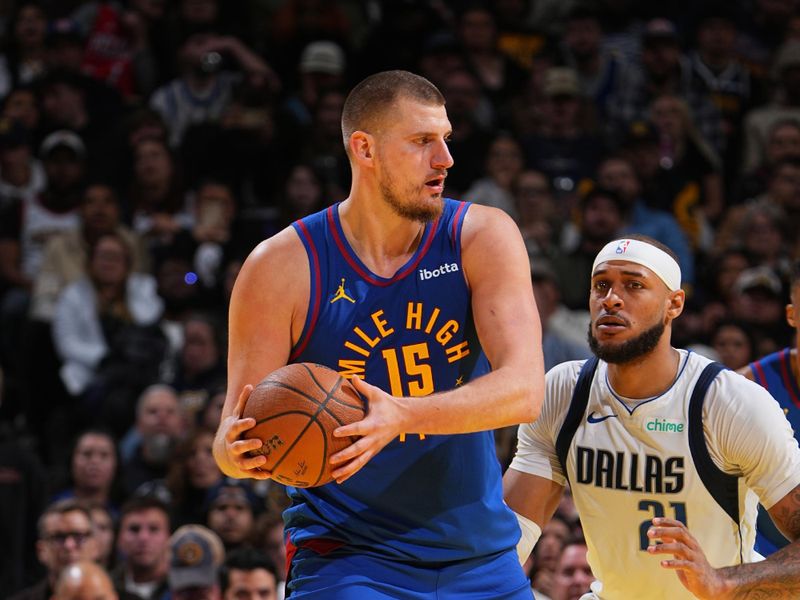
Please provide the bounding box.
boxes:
[716,542,800,599]
[400,364,542,435]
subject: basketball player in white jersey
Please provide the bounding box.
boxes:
[504,234,800,599]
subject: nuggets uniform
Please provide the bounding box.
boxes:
[511,350,800,600]
[285,199,529,598]
[748,347,800,555]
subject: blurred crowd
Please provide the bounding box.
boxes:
[0,0,799,599]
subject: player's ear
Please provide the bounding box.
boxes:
[349,131,374,164]
[665,288,685,320]
[787,303,796,328]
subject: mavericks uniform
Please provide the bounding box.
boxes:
[511,350,800,600]
[749,347,800,555]
[286,199,530,598]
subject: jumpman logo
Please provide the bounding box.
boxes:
[330,278,356,304]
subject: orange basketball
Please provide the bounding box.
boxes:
[242,363,365,487]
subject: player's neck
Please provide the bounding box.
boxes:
[605,345,681,400]
[339,194,427,277]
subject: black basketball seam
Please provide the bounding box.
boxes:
[263,373,349,484]
[260,380,362,411]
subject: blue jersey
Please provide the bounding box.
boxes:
[284,199,520,563]
[750,348,800,435]
[749,347,800,555]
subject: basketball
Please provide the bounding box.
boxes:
[242,363,366,487]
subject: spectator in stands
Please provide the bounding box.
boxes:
[0,116,45,213]
[514,169,562,260]
[86,502,116,570]
[0,2,48,97]
[710,318,757,370]
[168,524,224,600]
[523,67,605,198]
[31,182,147,323]
[2,84,40,132]
[464,131,524,219]
[52,429,121,512]
[561,6,627,118]
[219,547,279,600]
[120,384,184,494]
[527,513,572,600]
[205,478,263,551]
[166,427,223,528]
[51,560,120,600]
[251,512,287,598]
[550,536,594,600]
[52,231,165,434]
[553,187,625,310]
[606,18,723,155]
[10,499,98,600]
[150,32,274,147]
[596,155,695,288]
[112,495,171,600]
[729,266,790,357]
[743,40,800,173]
[737,118,800,202]
[127,136,191,250]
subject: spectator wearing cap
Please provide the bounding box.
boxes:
[45,18,85,74]
[523,66,605,200]
[0,115,46,212]
[112,495,171,600]
[561,6,628,116]
[605,17,724,156]
[743,40,800,173]
[729,265,790,356]
[150,32,277,147]
[9,499,98,600]
[168,524,225,600]
[38,69,122,174]
[282,40,346,129]
[219,547,279,600]
[205,478,264,551]
[0,2,48,98]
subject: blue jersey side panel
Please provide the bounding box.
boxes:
[749,348,800,555]
[285,199,519,562]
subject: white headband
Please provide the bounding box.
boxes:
[592,239,681,291]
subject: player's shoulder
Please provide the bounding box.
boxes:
[237,226,308,293]
[545,360,591,400]
[461,202,518,238]
[693,354,777,408]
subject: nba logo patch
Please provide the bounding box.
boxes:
[616,240,631,254]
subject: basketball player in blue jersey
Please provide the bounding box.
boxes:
[212,70,545,599]
[739,260,800,557]
[504,235,800,599]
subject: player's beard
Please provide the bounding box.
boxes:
[588,318,665,364]
[379,166,443,223]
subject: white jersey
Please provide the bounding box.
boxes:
[511,350,800,600]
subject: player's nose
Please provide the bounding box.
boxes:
[432,139,454,170]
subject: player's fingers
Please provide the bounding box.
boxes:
[236,453,268,471]
[333,421,367,438]
[226,417,258,440]
[658,558,699,571]
[646,541,688,556]
[329,435,371,465]
[233,384,254,418]
[648,525,696,547]
[332,448,376,483]
[652,517,686,529]
[230,437,263,456]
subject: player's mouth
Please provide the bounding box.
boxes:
[596,314,628,331]
[425,175,446,193]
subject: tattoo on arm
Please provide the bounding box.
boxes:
[721,486,800,599]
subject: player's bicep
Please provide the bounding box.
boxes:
[224,229,309,416]
[767,483,800,542]
[461,206,542,371]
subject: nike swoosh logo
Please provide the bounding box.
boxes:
[587,411,618,423]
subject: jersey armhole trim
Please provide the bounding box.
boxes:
[289,220,321,361]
